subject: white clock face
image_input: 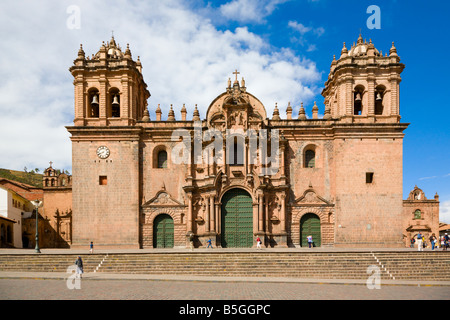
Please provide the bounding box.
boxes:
[96,146,110,159]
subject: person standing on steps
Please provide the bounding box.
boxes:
[75,256,83,278]
[307,235,313,248]
[429,234,436,251]
[256,236,262,249]
[89,241,94,254]
[417,232,423,251]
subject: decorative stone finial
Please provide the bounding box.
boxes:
[389,41,398,56]
[193,104,200,121]
[124,43,132,59]
[312,101,319,119]
[340,42,348,58]
[298,102,306,120]
[142,108,150,122]
[156,104,162,121]
[272,103,280,120]
[167,104,175,121]
[286,102,292,120]
[181,104,187,121]
[77,44,85,59]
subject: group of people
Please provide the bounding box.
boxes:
[204,236,317,249]
[412,232,449,251]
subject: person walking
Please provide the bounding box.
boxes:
[89,241,94,254]
[417,232,423,251]
[75,256,84,278]
[256,236,262,249]
[429,234,436,250]
[307,235,313,248]
[444,233,449,251]
[410,237,415,248]
[206,238,213,249]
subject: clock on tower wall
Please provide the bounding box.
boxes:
[96,146,110,159]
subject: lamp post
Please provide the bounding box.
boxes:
[31,200,43,253]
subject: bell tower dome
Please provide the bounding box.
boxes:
[322,34,405,123]
[69,37,150,126]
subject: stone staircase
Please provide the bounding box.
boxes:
[0,251,449,281]
[0,254,103,273]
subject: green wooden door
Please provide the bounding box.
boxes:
[300,213,321,247]
[153,214,174,248]
[221,189,253,248]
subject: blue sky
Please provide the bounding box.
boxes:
[0,0,449,221]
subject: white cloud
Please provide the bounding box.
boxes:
[0,0,321,173]
[220,0,288,23]
[440,200,450,224]
[288,21,312,35]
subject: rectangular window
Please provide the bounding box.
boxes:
[99,176,107,185]
[366,172,374,184]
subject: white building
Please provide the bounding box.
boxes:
[0,185,34,248]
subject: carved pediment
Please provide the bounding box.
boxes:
[143,191,184,207]
[294,189,333,206]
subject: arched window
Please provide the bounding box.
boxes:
[414,209,422,220]
[88,89,100,118]
[157,150,168,168]
[304,150,316,168]
[354,86,364,115]
[375,86,385,115]
[229,136,244,166]
[110,88,120,118]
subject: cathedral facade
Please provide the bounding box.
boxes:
[66,35,414,249]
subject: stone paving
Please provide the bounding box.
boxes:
[1,247,449,303]
[0,277,449,301]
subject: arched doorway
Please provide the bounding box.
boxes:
[153,214,174,248]
[300,213,321,247]
[221,188,253,248]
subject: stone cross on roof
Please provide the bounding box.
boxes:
[233,69,240,82]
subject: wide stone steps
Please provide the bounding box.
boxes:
[0,255,102,272]
[0,251,449,281]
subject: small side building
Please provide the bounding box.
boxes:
[403,186,440,247]
[41,164,73,248]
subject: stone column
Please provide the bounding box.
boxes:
[215,201,220,234]
[258,193,264,232]
[280,194,286,233]
[368,75,375,116]
[188,194,193,231]
[210,194,215,232]
[265,195,270,234]
[345,77,353,116]
[205,195,210,233]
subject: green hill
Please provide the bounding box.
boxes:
[0,168,43,188]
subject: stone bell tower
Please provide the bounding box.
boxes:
[322,34,404,123]
[70,36,150,126]
[321,34,409,247]
[67,37,150,249]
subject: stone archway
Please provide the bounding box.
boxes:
[153,214,174,248]
[300,213,321,247]
[220,188,253,248]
